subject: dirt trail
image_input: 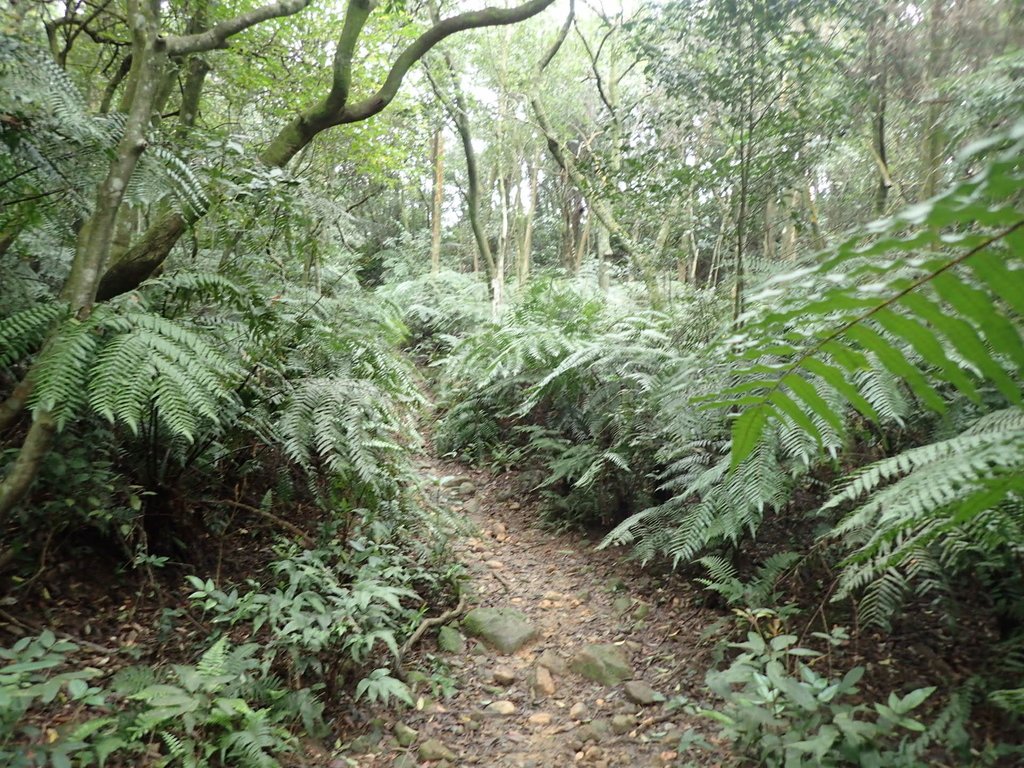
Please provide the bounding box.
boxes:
[341,454,725,768]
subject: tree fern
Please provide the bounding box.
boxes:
[10,298,238,438]
[0,302,68,367]
[822,407,1024,626]
[716,123,1024,466]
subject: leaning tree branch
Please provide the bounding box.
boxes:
[99,0,557,299]
[165,0,311,55]
[338,0,557,124]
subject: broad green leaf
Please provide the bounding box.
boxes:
[769,390,823,446]
[933,271,1024,371]
[900,293,1020,403]
[784,373,844,435]
[803,357,880,421]
[873,309,979,400]
[730,406,772,468]
[844,324,947,412]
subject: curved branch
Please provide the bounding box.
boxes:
[165,0,311,55]
[540,0,574,73]
[216,500,315,548]
[101,0,557,295]
[337,0,557,124]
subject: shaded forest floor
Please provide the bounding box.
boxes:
[329,451,730,767]
[3,408,1021,766]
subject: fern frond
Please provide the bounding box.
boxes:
[717,123,1024,466]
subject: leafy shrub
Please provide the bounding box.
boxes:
[0,631,108,768]
[705,629,934,767]
[0,632,317,768]
[377,270,490,357]
[436,277,728,527]
[186,510,450,706]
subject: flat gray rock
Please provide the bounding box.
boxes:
[623,679,665,705]
[463,607,538,654]
[570,643,633,686]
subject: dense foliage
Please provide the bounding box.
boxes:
[2,0,1023,764]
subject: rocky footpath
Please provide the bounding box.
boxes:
[335,458,726,767]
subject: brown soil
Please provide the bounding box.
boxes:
[336,455,729,768]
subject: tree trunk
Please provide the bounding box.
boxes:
[517,151,539,284]
[921,0,947,200]
[493,173,509,318]
[96,0,557,301]
[1,0,166,521]
[177,56,211,137]
[430,127,444,274]
[867,3,891,215]
[532,98,662,307]
[780,189,799,261]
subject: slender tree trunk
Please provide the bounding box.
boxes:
[562,173,583,271]
[780,188,799,261]
[493,173,509,318]
[430,127,445,274]
[596,222,611,291]
[763,196,777,262]
[0,0,166,521]
[532,98,662,306]
[575,211,592,275]
[921,0,947,200]
[707,202,729,288]
[177,57,211,138]
[517,153,538,284]
[867,3,891,215]
[804,184,825,250]
[733,121,749,323]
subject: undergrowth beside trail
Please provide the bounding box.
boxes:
[409,127,1024,765]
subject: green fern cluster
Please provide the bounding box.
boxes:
[0,35,207,236]
[435,280,608,461]
[16,299,240,439]
[436,278,729,526]
[720,127,1024,466]
[377,269,491,355]
[606,124,1024,612]
[825,407,1024,627]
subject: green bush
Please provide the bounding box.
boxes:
[704,628,934,767]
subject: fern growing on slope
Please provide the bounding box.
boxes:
[0,35,208,237]
[436,277,731,526]
[2,296,240,439]
[602,123,1024,646]
[825,407,1024,628]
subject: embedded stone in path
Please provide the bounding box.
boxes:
[463,607,538,654]
[437,624,466,654]
[532,664,556,697]
[569,702,590,721]
[485,700,517,716]
[611,714,636,735]
[418,738,456,762]
[611,596,632,616]
[570,643,633,686]
[623,679,665,706]
[537,649,569,676]
[492,665,517,685]
[392,722,418,747]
